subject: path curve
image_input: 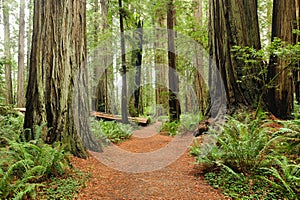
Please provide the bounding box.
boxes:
[72,122,228,199]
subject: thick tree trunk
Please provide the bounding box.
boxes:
[2,0,13,105]
[295,0,300,103]
[17,0,26,107]
[24,0,101,159]
[118,0,129,123]
[167,0,180,122]
[26,0,33,84]
[131,20,143,117]
[193,0,207,115]
[155,7,168,117]
[208,0,261,113]
[267,0,296,119]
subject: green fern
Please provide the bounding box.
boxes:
[261,155,300,199]
[276,120,300,155]
[196,114,278,175]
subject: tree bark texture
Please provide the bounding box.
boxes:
[267,0,296,119]
[24,0,101,158]
[17,0,26,107]
[131,20,143,117]
[295,0,300,103]
[118,0,129,123]
[155,8,168,117]
[2,0,13,105]
[167,0,180,122]
[208,0,261,112]
[193,0,207,115]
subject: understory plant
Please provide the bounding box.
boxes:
[0,113,86,200]
[190,112,300,199]
[90,119,133,143]
[159,120,180,136]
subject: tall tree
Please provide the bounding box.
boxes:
[131,20,143,117]
[167,0,180,121]
[26,0,33,83]
[2,0,13,104]
[118,0,129,123]
[154,5,168,117]
[266,0,296,119]
[295,0,300,103]
[17,0,25,107]
[193,0,207,115]
[208,0,261,113]
[24,0,101,158]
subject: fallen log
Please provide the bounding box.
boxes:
[91,111,150,126]
[13,108,150,126]
[14,108,26,113]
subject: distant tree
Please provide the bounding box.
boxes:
[266,0,296,119]
[2,0,13,105]
[24,0,101,158]
[17,0,25,107]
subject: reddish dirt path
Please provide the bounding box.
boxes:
[72,122,228,199]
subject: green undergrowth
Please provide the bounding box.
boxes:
[90,119,134,143]
[159,114,201,136]
[0,111,88,199]
[190,111,300,199]
[39,169,90,200]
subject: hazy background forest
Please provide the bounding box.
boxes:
[0,0,299,199]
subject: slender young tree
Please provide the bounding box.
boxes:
[167,0,180,121]
[24,0,101,158]
[2,0,13,105]
[17,0,26,107]
[118,0,129,123]
[266,0,296,119]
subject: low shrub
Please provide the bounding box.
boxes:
[91,119,133,143]
[159,120,180,136]
[190,112,300,199]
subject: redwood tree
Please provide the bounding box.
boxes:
[118,0,129,123]
[2,0,13,105]
[17,0,26,107]
[266,0,296,119]
[208,0,261,112]
[167,0,180,121]
[24,0,101,158]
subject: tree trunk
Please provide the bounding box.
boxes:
[26,0,33,85]
[2,0,13,105]
[118,0,129,123]
[193,0,207,115]
[266,0,296,119]
[208,0,261,113]
[24,0,101,159]
[17,0,26,107]
[295,0,300,103]
[131,20,143,117]
[167,0,180,122]
[155,6,168,117]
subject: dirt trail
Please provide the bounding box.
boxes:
[72,122,228,200]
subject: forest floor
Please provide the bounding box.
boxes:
[71,121,229,200]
